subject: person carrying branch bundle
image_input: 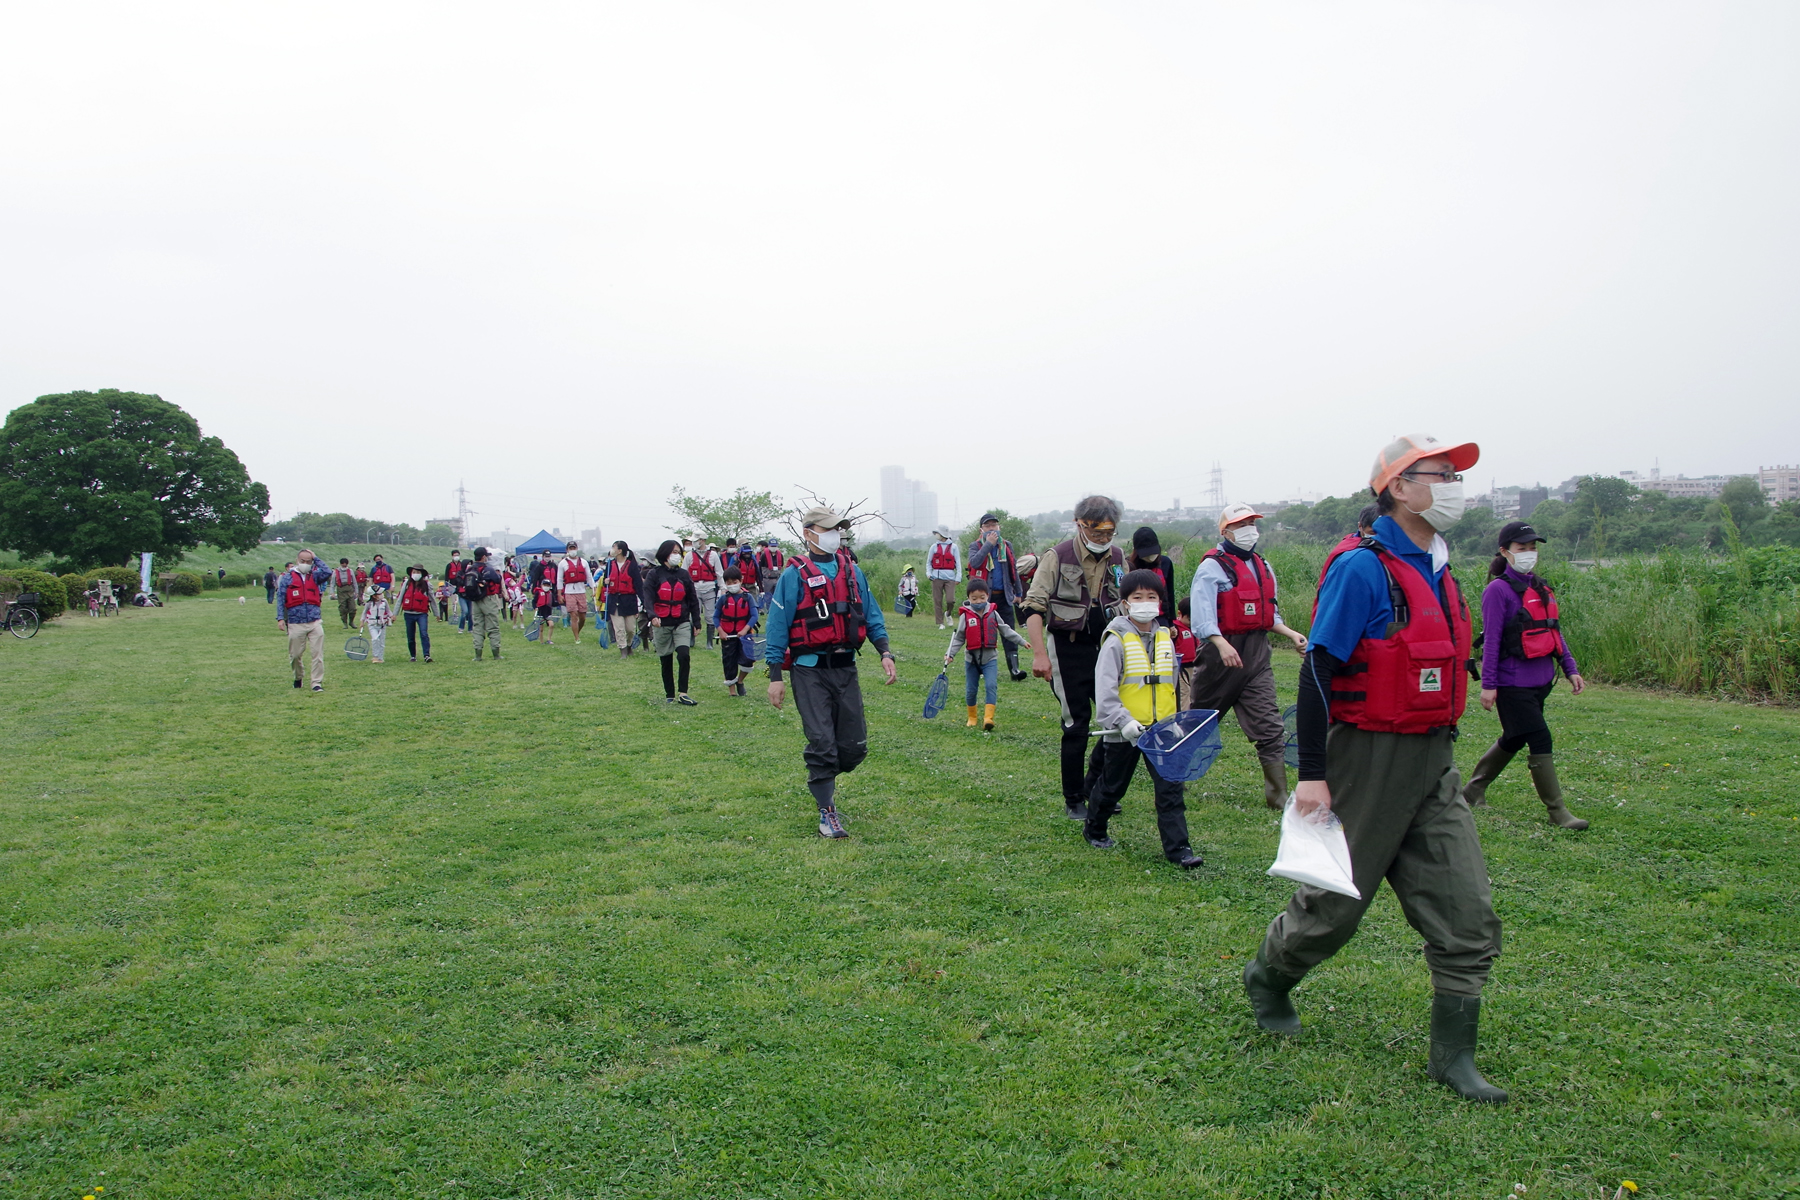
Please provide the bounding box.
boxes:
[764,505,897,839]
[1245,433,1506,1105]
[1187,502,1309,810]
[1460,520,1589,829]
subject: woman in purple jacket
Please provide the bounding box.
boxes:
[1461,521,1589,829]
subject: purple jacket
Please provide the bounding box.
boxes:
[1480,568,1578,688]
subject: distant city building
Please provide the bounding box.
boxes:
[488,530,519,554]
[1516,487,1549,519]
[580,527,604,549]
[878,466,941,538]
[1759,464,1799,503]
[427,516,465,543]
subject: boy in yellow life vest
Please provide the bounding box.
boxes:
[1083,570,1205,868]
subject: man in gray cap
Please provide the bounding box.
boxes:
[925,528,962,628]
[763,505,898,838]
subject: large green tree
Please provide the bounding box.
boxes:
[0,389,269,567]
[667,485,788,544]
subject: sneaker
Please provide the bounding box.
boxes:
[1085,833,1115,850]
[665,696,677,704]
[410,656,417,663]
[293,678,302,689]
[311,684,323,692]
[1010,670,1029,682]
[1170,850,1205,870]
[818,807,849,838]
[424,656,432,663]
[1064,801,1088,821]
[677,694,698,706]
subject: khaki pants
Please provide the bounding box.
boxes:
[931,578,957,624]
[287,619,325,687]
[471,595,503,657]
[1188,631,1285,766]
[1259,725,1501,997]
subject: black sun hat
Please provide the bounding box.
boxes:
[1496,521,1547,547]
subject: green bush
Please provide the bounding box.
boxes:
[8,569,68,618]
[165,571,204,597]
[86,568,133,596]
[0,573,20,598]
[223,571,255,589]
[59,573,88,605]
[201,573,220,590]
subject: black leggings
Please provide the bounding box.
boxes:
[660,647,692,697]
[1496,683,1555,755]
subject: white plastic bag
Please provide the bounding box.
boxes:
[1267,795,1361,899]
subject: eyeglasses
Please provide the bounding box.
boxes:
[1400,470,1463,484]
[1078,522,1117,542]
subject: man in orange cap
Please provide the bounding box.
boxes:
[1244,434,1509,1105]
[1186,501,1310,809]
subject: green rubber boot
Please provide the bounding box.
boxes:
[1426,993,1508,1103]
[1460,739,1518,807]
[1243,951,1304,1035]
[1527,753,1589,829]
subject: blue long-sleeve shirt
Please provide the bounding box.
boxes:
[275,563,334,624]
[966,536,1022,603]
[763,553,891,678]
[1188,545,1284,639]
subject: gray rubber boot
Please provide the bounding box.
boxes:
[1460,739,1518,807]
[1527,753,1588,829]
[1243,951,1304,1035]
[1426,993,1508,1103]
[1261,759,1289,811]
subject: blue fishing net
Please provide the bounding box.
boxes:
[923,671,950,719]
[1137,708,1223,782]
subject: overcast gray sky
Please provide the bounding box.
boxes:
[4,2,1796,548]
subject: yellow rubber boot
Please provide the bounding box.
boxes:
[966,706,979,727]
[983,704,996,732]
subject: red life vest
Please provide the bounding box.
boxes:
[333,566,355,587]
[399,578,432,613]
[560,558,589,584]
[1205,548,1276,633]
[735,550,760,589]
[355,569,368,586]
[1326,546,1472,735]
[717,591,755,634]
[605,558,636,596]
[286,570,322,608]
[756,548,783,578]
[1500,576,1561,660]
[958,604,998,650]
[930,542,957,571]
[782,550,867,666]
[1319,533,1366,586]
[533,574,557,606]
[653,576,689,621]
[371,562,393,584]
[688,550,718,582]
[1171,617,1199,665]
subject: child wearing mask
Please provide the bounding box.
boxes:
[399,565,434,662]
[713,566,761,696]
[531,559,559,647]
[943,579,1028,731]
[897,565,920,617]
[361,587,395,664]
[1084,570,1204,868]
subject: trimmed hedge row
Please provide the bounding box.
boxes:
[6,569,68,618]
[165,572,204,597]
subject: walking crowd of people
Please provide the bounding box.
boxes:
[267,432,1598,1105]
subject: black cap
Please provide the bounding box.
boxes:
[1496,521,1546,547]
[1132,526,1160,557]
[979,512,999,526]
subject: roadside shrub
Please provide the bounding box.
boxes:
[201,573,220,590]
[9,569,68,618]
[59,573,88,605]
[165,571,204,597]
[223,571,255,589]
[0,573,20,598]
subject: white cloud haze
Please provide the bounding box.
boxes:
[3,2,1796,547]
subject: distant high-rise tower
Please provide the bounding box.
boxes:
[879,466,938,537]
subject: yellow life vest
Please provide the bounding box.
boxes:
[1110,623,1177,725]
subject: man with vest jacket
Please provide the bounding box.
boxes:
[444,550,471,632]
[966,513,1028,681]
[332,559,360,629]
[369,555,394,594]
[687,535,724,649]
[1188,502,1311,810]
[558,540,594,644]
[765,505,897,839]
[1020,495,1126,821]
[926,530,962,628]
[276,550,334,691]
[754,539,784,612]
[1244,434,1506,1105]
[463,546,506,660]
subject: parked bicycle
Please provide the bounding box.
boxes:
[4,592,41,639]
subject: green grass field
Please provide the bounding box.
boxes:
[3,592,1796,1198]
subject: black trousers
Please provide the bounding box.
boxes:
[992,595,1023,674]
[1047,631,1105,805]
[1496,682,1555,755]
[721,635,752,680]
[791,664,869,804]
[1085,740,1193,860]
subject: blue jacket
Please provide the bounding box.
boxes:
[275,563,334,624]
[763,553,891,674]
[1308,515,1449,662]
[966,536,1023,603]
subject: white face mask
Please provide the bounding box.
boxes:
[1128,600,1161,623]
[811,529,842,553]
[1405,480,1466,530]
[665,555,681,568]
[1509,549,1538,572]
[725,583,742,594]
[1083,538,1111,555]
[1228,526,1261,550]
[409,572,422,581]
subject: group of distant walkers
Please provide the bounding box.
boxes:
[267,430,1594,1105]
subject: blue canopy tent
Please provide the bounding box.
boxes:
[513,530,564,556]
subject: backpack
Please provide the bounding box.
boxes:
[461,563,492,600]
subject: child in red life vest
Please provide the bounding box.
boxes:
[1172,596,1201,710]
[531,562,559,646]
[943,579,1028,731]
[712,566,761,696]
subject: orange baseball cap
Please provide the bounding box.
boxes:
[1216,502,1264,533]
[1369,433,1480,494]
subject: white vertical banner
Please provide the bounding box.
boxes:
[140,552,153,594]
